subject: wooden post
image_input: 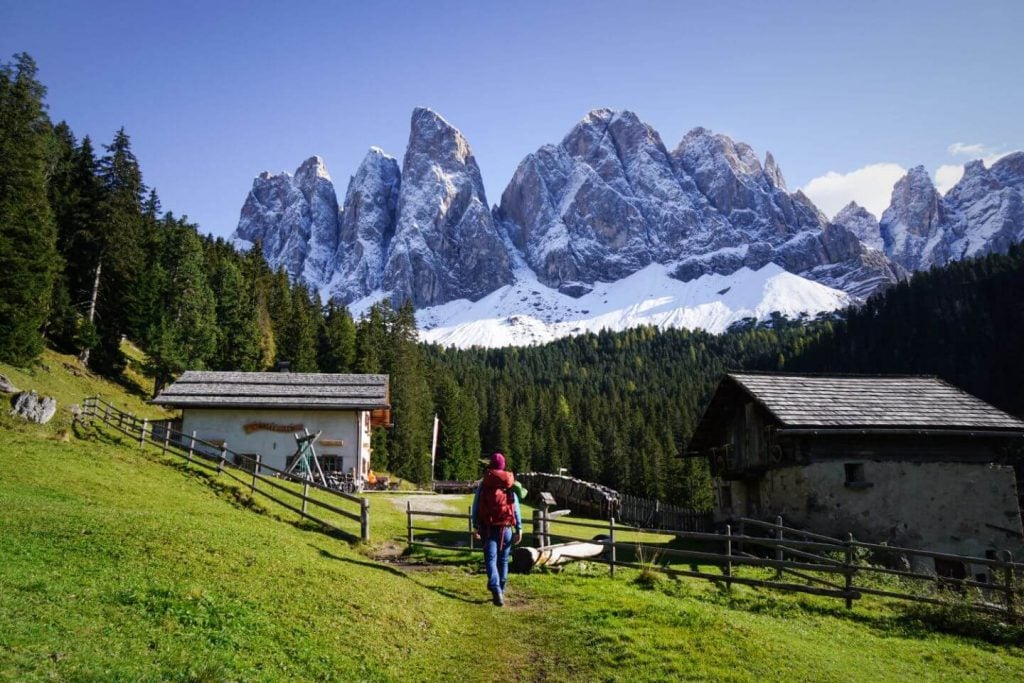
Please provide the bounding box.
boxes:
[360,498,369,543]
[532,509,541,548]
[609,517,616,578]
[218,443,228,475]
[845,532,855,609]
[725,524,733,592]
[251,454,261,493]
[542,507,550,548]
[187,431,196,462]
[139,419,148,448]
[301,482,309,515]
[468,506,474,550]
[161,422,170,456]
[775,515,784,580]
[1004,550,1015,617]
[406,501,413,545]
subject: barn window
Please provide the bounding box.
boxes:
[844,463,872,489]
[720,485,733,509]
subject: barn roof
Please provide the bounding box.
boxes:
[151,371,390,410]
[726,372,1024,431]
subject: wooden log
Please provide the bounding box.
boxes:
[512,539,607,574]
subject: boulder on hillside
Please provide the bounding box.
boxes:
[10,390,57,424]
[0,374,18,394]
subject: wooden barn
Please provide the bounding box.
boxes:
[152,371,390,479]
[688,373,1024,563]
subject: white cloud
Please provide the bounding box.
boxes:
[934,164,965,194]
[947,142,988,157]
[801,163,907,220]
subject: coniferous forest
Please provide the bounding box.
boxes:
[3,53,1023,508]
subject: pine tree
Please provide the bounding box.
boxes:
[319,299,357,373]
[0,53,59,364]
[90,128,147,373]
[144,219,218,393]
[279,283,319,372]
[210,259,262,371]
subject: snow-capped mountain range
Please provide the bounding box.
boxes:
[232,108,1024,348]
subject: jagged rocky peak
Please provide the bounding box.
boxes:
[328,147,402,304]
[764,151,786,189]
[833,202,883,251]
[990,151,1024,189]
[383,107,512,308]
[233,156,341,286]
[879,165,945,271]
[673,127,823,235]
[498,108,723,293]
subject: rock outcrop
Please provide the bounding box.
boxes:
[10,390,57,424]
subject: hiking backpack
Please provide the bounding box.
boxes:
[478,473,517,528]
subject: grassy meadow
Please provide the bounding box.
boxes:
[1,352,1023,681]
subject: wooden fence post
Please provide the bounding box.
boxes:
[532,509,541,548]
[543,507,550,548]
[775,515,784,580]
[301,482,309,515]
[251,454,260,493]
[187,431,196,462]
[360,498,369,543]
[1004,550,1015,617]
[845,533,855,609]
[609,517,616,578]
[217,443,228,475]
[725,524,733,592]
[406,501,413,545]
[139,419,148,448]
[161,422,170,455]
[468,506,474,550]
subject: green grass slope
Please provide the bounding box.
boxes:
[1,357,1023,681]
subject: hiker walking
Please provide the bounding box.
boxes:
[472,452,523,606]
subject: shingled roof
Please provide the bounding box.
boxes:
[727,373,1024,431]
[151,371,389,410]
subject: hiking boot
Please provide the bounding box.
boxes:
[491,590,504,607]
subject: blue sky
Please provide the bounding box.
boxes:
[3,0,1021,235]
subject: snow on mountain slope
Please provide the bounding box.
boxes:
[415,262,851,348]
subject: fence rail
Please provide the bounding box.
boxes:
[405,504,1023,619]
[78,395,370,542]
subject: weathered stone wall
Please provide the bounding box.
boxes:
[722,461,1024,560]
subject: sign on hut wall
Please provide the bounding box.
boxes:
[243,421,305,434]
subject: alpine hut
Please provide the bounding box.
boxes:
[151,371,390,479]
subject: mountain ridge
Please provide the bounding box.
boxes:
[232,108,1023,347]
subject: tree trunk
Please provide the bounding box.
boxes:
[512,539,608,574]
[79,257,102,365]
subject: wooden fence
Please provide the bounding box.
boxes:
[78,396,370,542]
[405,505,1023,618]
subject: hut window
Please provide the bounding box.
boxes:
[720,485,733,509]
[843,463,872,489]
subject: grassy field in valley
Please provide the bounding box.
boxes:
[2,352,1024,681]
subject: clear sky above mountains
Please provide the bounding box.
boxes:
[3,0,1021,236]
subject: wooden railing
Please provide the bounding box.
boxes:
[405,504,1023,618]
[78,396,370,542]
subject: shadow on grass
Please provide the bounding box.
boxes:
[313,545,490,605]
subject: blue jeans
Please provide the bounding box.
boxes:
[482,526,513,594]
